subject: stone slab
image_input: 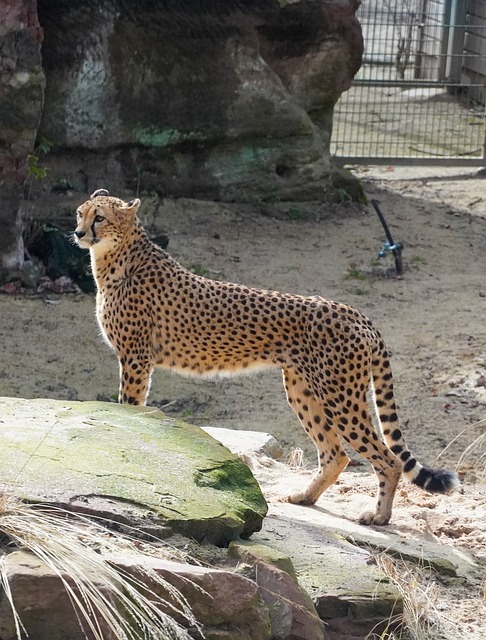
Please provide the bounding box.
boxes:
[0,397,267,545]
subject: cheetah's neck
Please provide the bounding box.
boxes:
[90,218,158,288]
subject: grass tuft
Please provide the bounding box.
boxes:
[286,447,310,471]
[370,553,441,640]
[0,495,200,640]
[437,418,486,482]
[456,420,486,482]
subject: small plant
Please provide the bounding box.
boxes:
[344,266,369,295]
[457,419,486,482]
[346,266,367,281]
[27,138,53,181]
[437,418,485,483]
[186,263,225,281]
[190,263,210,277]
[286,447,310,471]
[337,188,353,204]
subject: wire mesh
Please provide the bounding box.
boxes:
[332,0,486,165]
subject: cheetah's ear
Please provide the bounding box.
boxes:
[123,198,141,215]
[91,188,110,198]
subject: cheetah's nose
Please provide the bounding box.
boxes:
[75,230,86,239]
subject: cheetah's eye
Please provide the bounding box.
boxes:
[94,215,105,223]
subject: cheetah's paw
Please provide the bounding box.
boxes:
[358,510,391,526]
[283,492,317,506]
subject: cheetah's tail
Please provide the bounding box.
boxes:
[408,464,460,494]
[382,423,460,495]
[371,343,460,495]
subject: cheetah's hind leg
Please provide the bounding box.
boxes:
[282,368,350,505]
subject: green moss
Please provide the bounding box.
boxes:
[237,146,269,167]
[195,460,259,494]
[229,540,298,581]
[1,398,267,545]
[134,126,197,147]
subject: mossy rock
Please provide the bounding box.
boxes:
[0,398,267,545]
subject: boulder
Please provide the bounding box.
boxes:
[0,550,271,640]
[112,554,272,639]
[1,406,482,640]
[0,0,44,281]
[229,540,326,640]
[36,0,362,201]
[0,0,363,285]
[0,397,267,545]
[202,426,284,460]
[251,504,402,640]
[0,550,115,640]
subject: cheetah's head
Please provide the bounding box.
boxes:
[74,189,141,257]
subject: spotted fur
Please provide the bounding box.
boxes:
[74,189,459,525]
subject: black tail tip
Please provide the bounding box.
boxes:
[412,466,460,494]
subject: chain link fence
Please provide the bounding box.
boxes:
[332,0,486,165]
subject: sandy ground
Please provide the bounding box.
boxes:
[0,166,485,635]
[255,461,486,640]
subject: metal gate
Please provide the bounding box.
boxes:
[331,0,486,165]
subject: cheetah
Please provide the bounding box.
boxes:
[74,189,459,525]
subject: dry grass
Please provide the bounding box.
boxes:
[0,495,200,640]
[437,418,486,483]
[369,553,442,640]
[457,426,486,483]
[286,447,310,471]
[453,418,486,609]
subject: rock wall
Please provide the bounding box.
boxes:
[0,0,44,281]
[0,0,362,283]
[37,0,362,200]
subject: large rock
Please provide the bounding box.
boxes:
[229,540,327,640]
[0,0,363,285]
[202,426,284,460]
[0,550,272,640]
[114,554,272,639]
[36,0,362,201]
[2,416,482,640]
[0,0,44,281]
[0,397,267,545]
[0,550,118,640]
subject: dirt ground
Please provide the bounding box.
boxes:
[0,165,485,635]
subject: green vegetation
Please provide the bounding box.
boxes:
[346,266,367,281]
[190,263,210,277]
[27,137,53,181]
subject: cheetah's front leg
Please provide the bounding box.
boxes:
[118,357,153,405]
